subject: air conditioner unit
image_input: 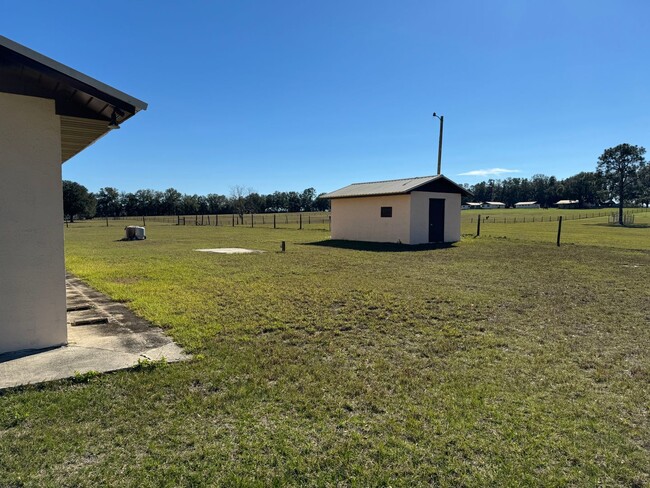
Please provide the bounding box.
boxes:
[125,226,146,240]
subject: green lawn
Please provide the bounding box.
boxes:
[1,219,649,486]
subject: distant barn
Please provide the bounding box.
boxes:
[514,201,540,208]
[322,175,472,244]
[461,202,482,210]
[556,199,579,208]
[481,201,506,209]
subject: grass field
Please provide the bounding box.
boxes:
[1,215,649,486]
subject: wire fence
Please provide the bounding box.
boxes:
[461,209,649,250]
[71,211,332,230]
[463,208,649,225]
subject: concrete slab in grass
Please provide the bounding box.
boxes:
[0,275,190,390]
[195,248,265,254]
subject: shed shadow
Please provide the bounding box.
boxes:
[304,239,455,253]
[584,223,650,229]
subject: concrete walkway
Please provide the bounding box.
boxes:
[0,275,189,389]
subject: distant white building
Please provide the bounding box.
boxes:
[556,199,579,208]
[481,201,506,209]
[461,202,482,210]
[514,201,540,208]
[323,175,472,244]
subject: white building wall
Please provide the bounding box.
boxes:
[409,192,462,244]
[331,195,411,243]
[0,93,67,354]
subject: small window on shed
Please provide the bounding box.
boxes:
[381,206,392,218]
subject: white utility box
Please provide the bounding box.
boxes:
[125,226,146,240]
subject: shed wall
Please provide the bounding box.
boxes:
[0,93,67,354]
[330,195,411,243]
[410,192,461,244]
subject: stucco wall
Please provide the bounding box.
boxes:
[331,195,411,243]
[409,191,462,244]
[0,93,67,354]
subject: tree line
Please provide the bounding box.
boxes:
[464,145,648,217]
[62,185,330,222]
[63,144,647,224]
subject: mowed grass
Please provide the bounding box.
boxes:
[0,219,649,486]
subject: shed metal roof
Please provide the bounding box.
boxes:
[556,199,579,205]
[322,174,471,199]
[515,201,538,205]
[0,35,147,163]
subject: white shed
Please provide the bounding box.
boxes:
[0,36,147,355]
[514,201,540,208]
[556,199,579,208]
[322,175,472,245]
[481,201,506,209]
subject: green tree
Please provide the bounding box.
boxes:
[562,172,602,208]
[637,165,650,207]
[161,188,182,215]
[597,144,646,224]
[95,187,121,217]
[62,180,96,222]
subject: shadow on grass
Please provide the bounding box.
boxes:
[584,223,650,229]
[304,239,455,253]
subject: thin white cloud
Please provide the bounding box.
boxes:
[458,168,521,177]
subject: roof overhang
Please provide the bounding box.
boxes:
[0,35,147,163]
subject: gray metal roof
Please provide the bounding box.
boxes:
[322,174,471,199]
[0,35,147,162]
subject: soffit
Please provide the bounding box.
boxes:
[0,35,147,163]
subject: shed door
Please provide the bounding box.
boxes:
[428,198,445,242]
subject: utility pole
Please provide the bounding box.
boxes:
[433,112,444,175]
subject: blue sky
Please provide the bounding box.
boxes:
[3,1,649,195]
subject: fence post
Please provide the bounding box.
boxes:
[106,216,109,227]
[281,241,286,252]
[251,213,254,228]
[274,214,276,229]
[557,216,563,247]
[143,216,146,227]
[299,213,303,230]
[177,215,180,226]
[476,214,481,237]
[232,214,235,227]
[216,214,218,226]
